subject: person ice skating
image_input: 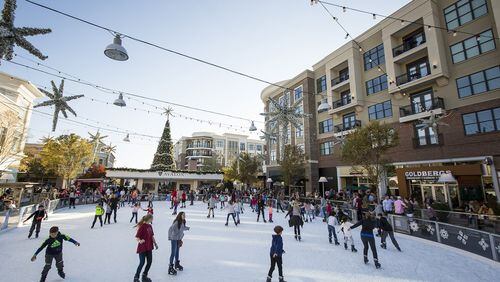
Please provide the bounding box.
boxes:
[170,189,177,209]
[24,205,48,239]
[69,190,76,209]
[109,194,120,223]
[133,214,158,282]
[130,203,140,224]
[340,217,357,252]
[91,203,104,228]
[377,214,401,251]
[147,193,154,209]
[172,195,179,215]
[257,198,267,223]
[181,191,187,208]
[225,200,238,226]
[327,212,340,245]
[350,212,381,269]
[31,226,80,282]
[219,194,226,209]
[143,206,154,215]
[234,199,242,224]
[286,201,303,241]
[189,190,194,206]
[250,196,257,212]
[168,212,190,275]
[269,202,274,223]
[266,225,286,282]
[207,195,216,218]
[103,200,112,225]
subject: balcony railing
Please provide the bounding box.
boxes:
[186,153,213,157]
[392,38,426,57]
[334,120,361,133]
[331,74,349,86]
[332,96,352,109]
[413,134,444,148]
[396,68,430,86]
[399,97,444,117]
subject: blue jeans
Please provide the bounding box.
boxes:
[328,225,338,242]
[235,211,240,222]
[169,240,180,265]
[135,251,152,278]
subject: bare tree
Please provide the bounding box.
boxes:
[0,110,23,178]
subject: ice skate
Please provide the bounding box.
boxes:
[351,245,357,252]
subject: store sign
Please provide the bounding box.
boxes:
[404,170,451,180]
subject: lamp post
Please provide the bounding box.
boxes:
[319,177,328,197]
[266,177,273,192]
[437,172,457,210]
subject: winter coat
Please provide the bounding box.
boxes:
[383,199,394,212]
[95,205,104,216]
[168,221,190,241]
[378,216,393,232]
[351,218,377,238]
[226,203,236,214]
[269,235,284,257]
[394,200,406,214]
[208,198,217,208]
[340,221,353,237]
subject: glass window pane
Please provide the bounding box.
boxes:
[471,0,486,8]
[493,108,500,119]
[460,13,473,24]
[450,43,463,54]
[463,38,477,49]
[462,113,477,124]
[456,76,470,88]
[488,78,500,91]
[458,87,472,98]
[479,121,495,132]
[470,72,485,84]
[477,110,492,122]
[453,53,466,63]
[465,124,479,135]
[472,82,487,94]
[480,40,495,53]
[465,46,480,58]
[445,10,457,22]
[485,67,500,79]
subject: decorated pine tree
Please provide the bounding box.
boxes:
[151,110,174,170]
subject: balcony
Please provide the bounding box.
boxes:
[399,97,445,123]
[334,120,361,137]
[332,97,352,109]
[392,38,426,58]
[186,153,213,158]
[331,74,349,86]
[413,134,444,148]
[396,69,431,86]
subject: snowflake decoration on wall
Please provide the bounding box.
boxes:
[425,224,435,235]
[478,238,489,251]
[0,0,51,63]
[34,80,84,131]
[260,94,310,159]
[439,228,449,240]
[457,230,468,245]
[409,221,419,232]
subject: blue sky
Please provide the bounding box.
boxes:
[2,0,410,168]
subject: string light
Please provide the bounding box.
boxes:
[372,14,376,20]
[342,6,346,12]
[345,33,349,39]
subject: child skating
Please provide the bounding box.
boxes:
[130,203,140,224]
[268,202,274,223]
[24,204,48,239]
[134,214,158,282]
[340,217,357,252]
[327,212,340,245]
[31,226,80,282]
[266,225,286,282]
[104,201,112,224]
[91,203,104,228]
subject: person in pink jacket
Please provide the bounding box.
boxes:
[394,197,406,215]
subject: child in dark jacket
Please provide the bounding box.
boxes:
[31,226,80,282]
[267,225,286,282]
[24,204,48,238]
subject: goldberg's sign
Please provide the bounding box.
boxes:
[404,170,451,180]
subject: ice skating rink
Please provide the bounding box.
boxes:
[0,202,499,282]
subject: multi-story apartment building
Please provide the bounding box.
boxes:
[261,0,500,207]
[174,132,265,170]
[0,72,45,183]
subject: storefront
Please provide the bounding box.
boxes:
[396,164,483,209]
[336,166,375,193]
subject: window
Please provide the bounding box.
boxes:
[256,145,263,151]
[415,126,438,146]
[216,140,225,148]
[319,118,333,134]
[364,44,385,70]
[295,125,303,138]
[444,0,488,30]
[270,150,277,161]
[339,68,349,81]
[320,141,333,156]
[368,100,392,120]
[456,65,500,98]
[248,144,255,151]
[343,112,356,130]
[295,104,304,115]
[294,86,303,101]
[240,143,246,151]
[366,75,388,95]
[316,75,327,93]
[462,107,500,135]
[450,29,495,63]
[228,141,238,150]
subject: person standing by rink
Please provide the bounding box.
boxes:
[133,214,158,282]
[168,212,190,275]
[377,214,401,251]
[266,225,286,282]
[350,212,381,269]
[24,204,48,239]
[31,226,80,282]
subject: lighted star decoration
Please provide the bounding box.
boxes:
[416,110,452,133]
[259,129,277,142]
[260,94,310,145]
[34,80,84,131]
[88,130,108,145]
[102,144,116,155]
[39,135,54,144]
[162,107,173,120]
[0,0,51,63]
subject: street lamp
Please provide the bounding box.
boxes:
[317,98,330,112]
[437,172,457,210]
[249,121,257,131]
[266,177,273,191]
[319,176,328,197]
[104,34,129,61]
[113,93,127,107]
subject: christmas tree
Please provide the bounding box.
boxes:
[151,115,174,170]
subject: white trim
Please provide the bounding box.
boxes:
[392,156,491,166]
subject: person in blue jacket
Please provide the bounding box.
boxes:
[267,225,286,282]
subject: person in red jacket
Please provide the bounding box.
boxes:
[171,189,178,209]
[181,191,187,208]
[134,214,158,282]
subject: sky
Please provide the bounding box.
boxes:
[1,0,410,168]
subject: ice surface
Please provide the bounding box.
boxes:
[0,202,498,282]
